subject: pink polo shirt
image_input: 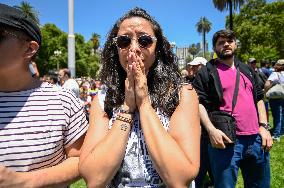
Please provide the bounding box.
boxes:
[217,63,259,135]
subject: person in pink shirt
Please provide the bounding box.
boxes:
[193,30,272,188]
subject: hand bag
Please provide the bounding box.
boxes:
[209,111,237,142]
[266,84,284,99]
[266,73,284,99]
[209,67,240,143]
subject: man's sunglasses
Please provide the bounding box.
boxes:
[113,34,157,49]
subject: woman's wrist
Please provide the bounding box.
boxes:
[116,114,134,124]
[121,103,135,113]
[138,99,151,111]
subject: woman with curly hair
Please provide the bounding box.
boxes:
[79,7,200,187]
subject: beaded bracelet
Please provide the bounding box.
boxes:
[116,114,133,124]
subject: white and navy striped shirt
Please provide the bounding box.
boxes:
[0,82,88,172]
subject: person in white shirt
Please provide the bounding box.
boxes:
[58,68,80,98]
[264,59,284,141]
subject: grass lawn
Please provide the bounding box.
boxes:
[70,179,86,188]
[236,137,284,188]
[236,109,284,188]
[71,110,284,188]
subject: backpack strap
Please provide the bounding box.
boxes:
[231,67,240,114]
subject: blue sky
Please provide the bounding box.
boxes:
[1,0,273,51]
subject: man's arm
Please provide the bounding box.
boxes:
[199,104,232,149]
[22,157,81,188]
[0,135,85,188]
[257,100,268,124]
[253,67,273,150]
[257,100,273,151]
[193,65,232,149]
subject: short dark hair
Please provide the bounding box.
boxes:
[212,29,236,48]
[50,75,58,84]
[62,68,71,78]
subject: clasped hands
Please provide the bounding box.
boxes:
[124,52,150,113]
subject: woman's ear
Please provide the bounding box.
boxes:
[24,41,39,60]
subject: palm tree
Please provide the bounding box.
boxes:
[188,44,199,59]
[196,17,212,58]
[14,1,40,25]
[90,33,101,51]
[212,0,246,30]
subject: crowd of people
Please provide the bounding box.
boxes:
[41,72,104,121]
[1,3,283,188]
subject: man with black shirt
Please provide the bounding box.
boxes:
[193,30,272,188]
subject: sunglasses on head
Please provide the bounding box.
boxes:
[113,34,157,49]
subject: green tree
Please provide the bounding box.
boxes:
[188,44,199,58]
[196,51,212,61]
[186,55,193,64]
[14,1,40,25]
[74,33,101,78]
[90,33,101,51]
[37,24,67,75]
[36,24,101,77]
[196,17,212,58]
[213,0,246,30]
[233,0,284,61]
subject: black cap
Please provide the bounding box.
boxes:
[0,3,41,45]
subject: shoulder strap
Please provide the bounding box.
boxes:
[231,67,240,114]
[206,59,223,103]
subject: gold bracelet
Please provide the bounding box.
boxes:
[116,114,133,124]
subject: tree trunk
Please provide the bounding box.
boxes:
[203,29,206,57]
[229,0,233,30]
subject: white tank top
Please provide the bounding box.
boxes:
[98,91,169,188]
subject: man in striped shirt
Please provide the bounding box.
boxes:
[0,3,88,187]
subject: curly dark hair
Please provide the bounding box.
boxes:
[100,7,181,118]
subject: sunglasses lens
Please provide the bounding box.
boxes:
[116,35,131,49]
[138,35,153,48]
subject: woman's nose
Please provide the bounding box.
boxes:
[129,39,141,53]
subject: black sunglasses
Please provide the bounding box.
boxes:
[113,34,157,49]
